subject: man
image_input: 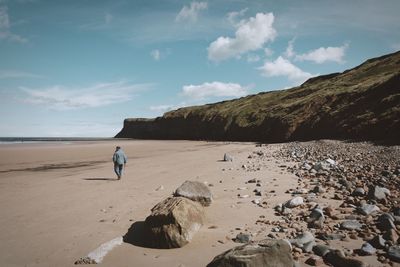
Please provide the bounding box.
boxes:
[112,146,127,180]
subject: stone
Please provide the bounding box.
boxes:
[383,229,399,243]
[353,187,366,197]
[313,161,331,171]
[284,197,304,208]
[312,186,325,194]
[307,207,325,228]
[223,153,233,162]
[290,232,314,248]
[234,233,251,243]
[341,220,362,230]
[174,180,213,206]
[317,233,346,241]
[387,246,400,262]
[326,158,336,165]
[324,249,367,267]
[305,256,323,266]
[388,245,400,262]
[369,185,389,201]
[206,239,294,267]
[370,235,386,249]
[313,245,331,257]
[377,213,396,231]
[144,197,204,248]
[360,242,376,255]
[358,204,380,216]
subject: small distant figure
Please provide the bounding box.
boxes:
[112,146,127,180]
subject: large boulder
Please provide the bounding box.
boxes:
[174,180,213,206]
[144,197,205,248]
[206,239,294,267]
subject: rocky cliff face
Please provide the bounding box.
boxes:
[116,51,400,143]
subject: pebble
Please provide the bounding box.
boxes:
[341,220,362,230]
[284,196,304,208]
[360,242,376,255]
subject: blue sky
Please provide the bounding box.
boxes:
[0,0,399,137]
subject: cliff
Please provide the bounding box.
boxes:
[116,51,400,143]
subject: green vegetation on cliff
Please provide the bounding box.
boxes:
[117,51,400,143]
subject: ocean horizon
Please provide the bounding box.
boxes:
[0,137,117,144]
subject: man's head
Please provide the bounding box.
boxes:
[116,146,121,151]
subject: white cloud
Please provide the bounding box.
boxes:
[150,49,160,61]
[208,12,276,62]
[175,1,207,23]
[182,81,248,100]
[295,44,348,64]
[21,81,150,110]
[0,70,43,79]
[285,38,296,58]
[226,8,248,25]
[258,56,314,84]
[0,5,27,43]
[149,104,176,113]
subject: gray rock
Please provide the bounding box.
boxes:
[174,180,213,206]
[284,196,304,208]
[223,153,233,162]
[290,232,315,248]
[393,207,400,217]
[325,249,367,267]
[353,187,366,197]
[388,245,400,262]
[377,213,396,231]
[370,235,386,249]
[369,185,389,201]
[313,161,330,171]
[303,240,316,253]
[317,233,346,241]
[358,204,380,216]
[313,244,331,257]
[206,239,294,267]
[341,220,362,230]
[234,233,251,243]
[361,242,376,255]
[307,207,325,228]
[312,186,325,194]
[144,197,204,248]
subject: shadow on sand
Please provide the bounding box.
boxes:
[83,178,117,181]
[123,221,150,248]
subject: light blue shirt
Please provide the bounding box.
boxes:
[113,149,127,165]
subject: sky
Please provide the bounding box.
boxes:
[0,0,399,137]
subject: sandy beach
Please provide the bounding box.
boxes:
[0,140,300,267]
[2,140,398,267]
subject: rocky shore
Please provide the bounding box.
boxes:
[222,140,400,266]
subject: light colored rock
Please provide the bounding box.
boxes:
[174,180,213,206]
[361,242,376,255]
[285,197,304,208]
[223,153,233,162]
[341,220,362,230]
[290,232,315,248]
[144,197,205,248]
[206,239,294,267]
[358,204,380,215]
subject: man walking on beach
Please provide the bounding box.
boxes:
[113,146,127,180]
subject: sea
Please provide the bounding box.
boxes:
[0,137,115,145]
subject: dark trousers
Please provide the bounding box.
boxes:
[114,164,124,178]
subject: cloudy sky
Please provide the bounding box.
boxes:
[1,0,399,137]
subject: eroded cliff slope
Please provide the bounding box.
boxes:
[116,51,400,143]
